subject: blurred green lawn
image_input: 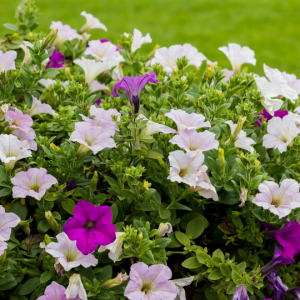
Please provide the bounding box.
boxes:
[1,0,300,76]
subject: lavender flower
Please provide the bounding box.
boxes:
[289,287,300,299]
[112,72,158,114]
[37,281,80,300]
[232,285,249,300]
[46,47,65,69]
[265,270,288,300]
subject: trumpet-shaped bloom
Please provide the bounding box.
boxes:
[80,11,107,33]
[255,108,288,126]
[69,122,116,155]
[0,241,7,257]
[112,72,158,114]
[125,29,152,53]
[13,128,37,151]
[46,47,65,69]
[5,108,33,133]
[98,232,125,262]
[0,50,17,73]
[265,271,288,300]
[124,262,177,300]
[218,43,256,74]
[50,21,83,48]
[103,273,129,289]
[25,95,57,116]
[252,179,300,219]
[264,64,298,102]
[63,200,116,255]
[138,114,176,135]
[65,274,87,300]
[281,71,300,94]
[85,40,122,61]
[37,281,80,300]
[232,285,249,300]
[166,109,210,132]
[289,287,300,299]
[89,80,109,93]
[255,77,282,115]
[45,232,98,271]
[168,150,208,187]
[226,120,255,154]
[151,44,206,73]
[169,129,218,152]
[74,56,124,86]
[11,168,58,200]
[0,134,31,170]
[263,114,300,153]
[19,41,33,66]
[0,205,21,241]
[172,277,193,300]
[260,246,294,275]
[189,173,218,201]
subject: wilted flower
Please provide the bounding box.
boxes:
[65,274,87,300]
[12,128,37,151]
[255,77,282,115]
[138,114,176,135]
[80,11,107,33]
[218,43,256,74]
[263,114,300,153]
[11,168,58,200]
[69,122,116,155]
[232,285,249,300]
[89,80,109,93]
[281,71,300,94]
[46,47,65,69]
[124,262,177,300]
[19,41,33,66]
[221,68,235,82]
[103,273,129,289]
[98,232,125,262]
[253,179,300,219]
[264,270,288,300]
[0,205,20,241]
[74,57,124,86]
[25,94,57,116]
[239,187,248,207]
[0,134,31,170]
[112,72,158,114]
[189,173,218,201]
[63,180,78,192]
[5,108,33,133]
[172,277,194,300]
[166,109,210,132]
[125,29,152,53]
[226,120,255,154]
[158,223,173,237]
[112,63,124,80]
[168,150,207,187]
[45,232,98,271]
[0,241,7,257]
[37,281,80,300]
[85,40,122,61]
[255,108,288,126]
[169,129,218,152]
[264,64,298,102]
[0,50,17,73]
[63,200,116,255]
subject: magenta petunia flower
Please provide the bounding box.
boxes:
[255,108,288,126]
[63,200,116,255]
[124,262,177,300]
[5,108,33,133]
[46,47,65,69]
[112,72,158,114]
[264,270,288,300]
[37,281,80,300]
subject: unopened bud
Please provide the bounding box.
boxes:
[218,148,226,173]
[173,67,178,74]
[232,116,247,139]
[90,171,98,192]
[138,232,143,241]
[217,90,222,97]
[50,143,61,153]
[65,67,73,82]
[103,273,129,289]
[22,225,31,236]
[239,188,248,207]
[28,32,34,40]
[44,234,51,244]
[41,27,58,51]
[158,223,173,237]
[45,211,59,230]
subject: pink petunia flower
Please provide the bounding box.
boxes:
[166,109,210,132]
[37,281,80,300]
[11,168,58,200]
[5,108,33,133]
[45,232,98,271]
[252,179,300,219]
[13,128,37,151]
[221,68,235,82]
[169,129,218,152]
[0,50,17,73]
[25,95,57,116]
[89,80,109,93]
[0,205,21,241]
[167,150,207,187]
[69,122,116,155]
[124,262,177,300]
[189,173,218,201]
[63,200,116,255]
[80,11,107,33]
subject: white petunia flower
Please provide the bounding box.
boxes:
[138,114,176,135]
[172,277,194,300]
[65,274,87,300]
[80,11,107,33]
[19,41,33,66]
[125,29,152,53]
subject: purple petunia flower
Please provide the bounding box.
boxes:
[63,200,116,255]
[112,72,158,114]
[255,108,288,126]
[232,285,249,300]
[260,222,277,231]
[264,270,288,300]
[46,47,65,69]
[289,287,300,299]
[264,221,300,259]
[260,246,295,275]
[94,98,102,106]
[63,180,79,192]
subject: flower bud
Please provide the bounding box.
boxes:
[54,259,65,276]
[218,147,226,174]
[50,143,61,153]
[232,116,247,139]
[158,223,173,237]
[44,234,51,245]
[239,188,248,207]
[66,274,87,300]
[45,211,59,230]
[143,180,151,190]
[41,27,58,51]
[138,232,143,241]
[65,67,73,81]
[103,273,129,289]
[28,32,34,40]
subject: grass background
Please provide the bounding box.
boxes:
[0,0,300,76]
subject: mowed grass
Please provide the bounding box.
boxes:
[0,0,300,76]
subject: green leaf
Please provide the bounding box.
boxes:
[215,103,231,115]
[237,262,247,273]
[207,269,223,280]
[139,250,156,265]
[213,249,224,260]
[220,263,230,276]
[182,257,202,269]
[186,216,208,239]
[138,135,156,143]
[166,232,182,248]
[0,188,12,197]
[159,207,171,219]
[231,271,241,284]
[155,238,171,250]
[40,271,52,284]
[0,273,15,285]
[196,251,210,264]
[24,91,33,108]
[268,164,286,175]
[204,288,219,300]
[18,277,40,295]
[167,202,192,211]
[62,199,76,215]
[111,203,118,223]
[104,176,121,193]
[3,23,19,31]
[10,200,27,220]
[175,231,190,248]
[37,219,51,233]
[146,149,164,159]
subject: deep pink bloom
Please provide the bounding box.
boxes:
[260,246,294,275]
[37,281,80,300]
[46,47,65,69]
[232,285,249,300]
[63,200,116,255]
[112,72,158,114]
[255,108,288,126]
[264,270,288,300]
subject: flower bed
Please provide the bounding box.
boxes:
[0,1,300,300]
